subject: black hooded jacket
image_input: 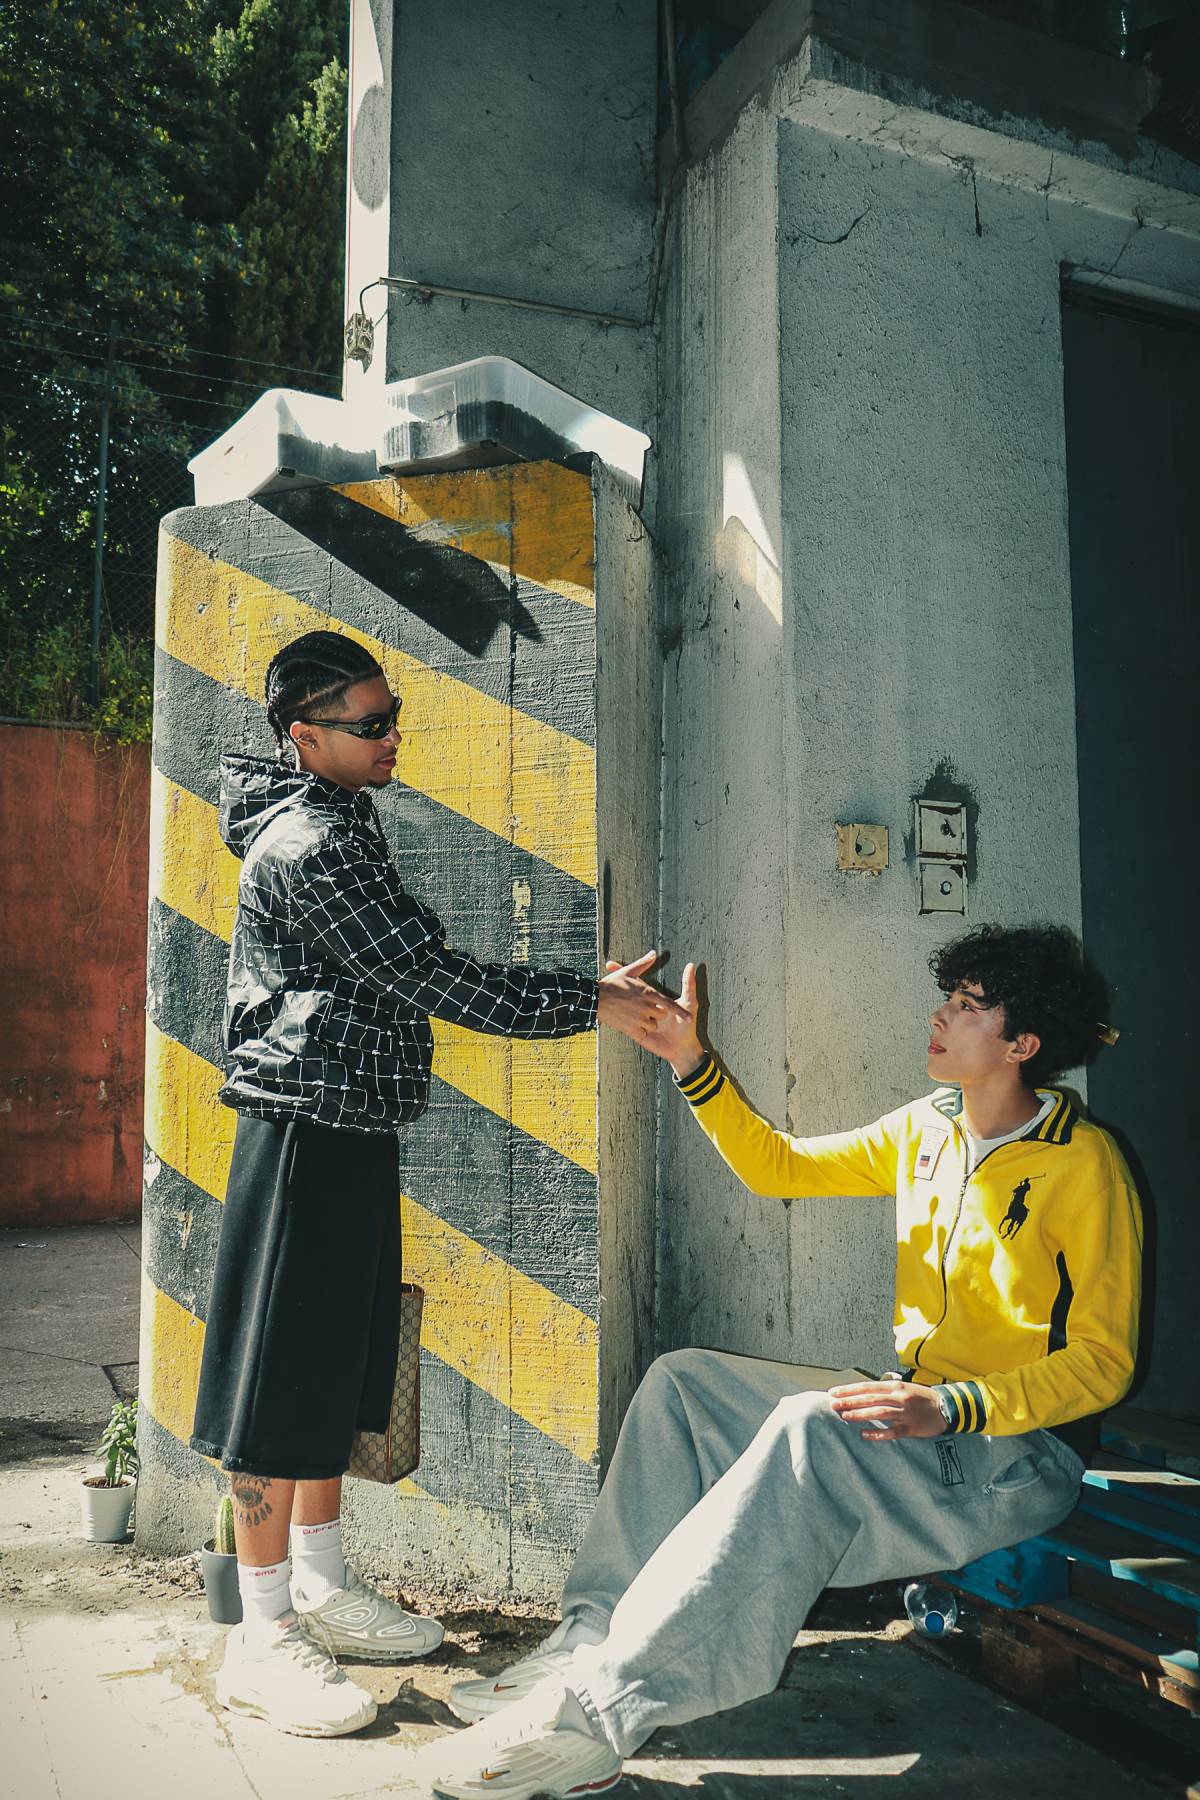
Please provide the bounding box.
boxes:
[218,755,598,1132]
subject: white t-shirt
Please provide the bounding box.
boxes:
[964,1091,1057,1173]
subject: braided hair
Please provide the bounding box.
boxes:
[264,631,384,752]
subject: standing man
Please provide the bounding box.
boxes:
[191,630,684,1738]
[422,924,1142,1800]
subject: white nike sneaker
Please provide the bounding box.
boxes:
[215,1614,378,1737]
[295,1569,445,1661]
[448,1646,575,1723]
[416,1680,623,1800]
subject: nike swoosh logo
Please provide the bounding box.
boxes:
[481,1768,510,1782]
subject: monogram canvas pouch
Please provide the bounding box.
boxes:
[347,1281,422,1484]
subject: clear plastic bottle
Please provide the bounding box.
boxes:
[903,1580,959,1636]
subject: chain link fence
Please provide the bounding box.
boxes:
[0,306,339,739]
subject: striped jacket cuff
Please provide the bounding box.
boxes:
[673,1054,725,1106]
[937,1380,988,1434]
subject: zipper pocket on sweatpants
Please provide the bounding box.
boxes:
[981,1454,1042,1496]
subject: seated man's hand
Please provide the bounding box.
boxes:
[597,951,695,1048]
[827,1379,947,1442]
[602,957,706,1076]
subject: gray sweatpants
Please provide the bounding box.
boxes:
[560,1348,1083,1756]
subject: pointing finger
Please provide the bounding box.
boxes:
[616,950,660,977]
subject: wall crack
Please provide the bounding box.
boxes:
[785,205,871,248]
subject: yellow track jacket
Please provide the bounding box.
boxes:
[675,1057,1142,1438]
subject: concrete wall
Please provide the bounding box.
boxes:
[137,463,656,1596]
[653,3,1200,1374]
[345,0,658,487]
[594,477,659,1463]
[0,726,148,1227]
[654,94,803,1359]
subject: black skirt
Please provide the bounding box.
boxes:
[190,1113,402,1479]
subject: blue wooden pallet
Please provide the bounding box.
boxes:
[945,1407,1200,1713]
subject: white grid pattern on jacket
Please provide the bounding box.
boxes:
[220,778,597,1134]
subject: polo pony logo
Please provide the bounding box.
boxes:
[998,1175,1044,1240]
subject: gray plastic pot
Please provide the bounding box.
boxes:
[200,1542,242,1624]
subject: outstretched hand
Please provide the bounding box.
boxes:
[601,957,706,1078]
[597,952,695,1050]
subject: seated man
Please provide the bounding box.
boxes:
[418,924,1141,1800]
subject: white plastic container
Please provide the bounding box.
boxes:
[188,388,377,507]
[375,356,651,507]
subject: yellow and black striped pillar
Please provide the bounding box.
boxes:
[137,461,658,1596]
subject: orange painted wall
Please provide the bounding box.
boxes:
[0,725,149,1224]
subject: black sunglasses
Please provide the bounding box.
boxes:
[303,697,402,741]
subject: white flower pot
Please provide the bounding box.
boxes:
[81,1477,136,1543]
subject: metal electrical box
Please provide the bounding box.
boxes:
[916,798,968,915]
[916,799,966,860]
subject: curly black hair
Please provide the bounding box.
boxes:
[929,924,1111,1087]
[264,631,383,750]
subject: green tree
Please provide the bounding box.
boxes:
[208,0,348,390]
[0,0,238,726]
[0,0,349,733]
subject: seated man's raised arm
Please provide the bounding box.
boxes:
[642,961,899,1200]
[674,1052,898,1199]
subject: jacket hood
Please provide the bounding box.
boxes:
[219,753,322,860]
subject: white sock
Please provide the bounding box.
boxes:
[290,1517,347,1607]
[237,1559,292,1643]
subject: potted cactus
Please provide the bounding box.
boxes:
[200,1493,242,1624]
[80,1398,138,1542]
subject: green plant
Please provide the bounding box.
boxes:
[213,1492,237,1556]
[90,632,155,745]
[97,1397,139,1488]
[0,596,154,743]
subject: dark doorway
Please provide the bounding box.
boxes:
[1063,279,1200,1423]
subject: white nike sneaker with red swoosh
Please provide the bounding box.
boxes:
[448,1646,576,1723]
[416,1680,622,1800]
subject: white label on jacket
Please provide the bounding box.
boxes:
[915,1127,949,1181]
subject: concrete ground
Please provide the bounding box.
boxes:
[0,1224,1194,1800]
[0,1223,141,1423]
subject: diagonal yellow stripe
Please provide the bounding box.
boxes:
[156,531,596,884]
[336,464,596,609]
[337,472,513,577]
[150,766,239,943]
[139,1269,208,1453]
[429,1020,596,1176]
[510,461,596,609]
[402,1199,597,1462]
[142,1022,597,1459]
[148,773,596,1172]
[144,1016,236,1206]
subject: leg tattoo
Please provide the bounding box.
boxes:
[232,1477,274,1530]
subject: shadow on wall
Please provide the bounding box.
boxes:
[262,488,542,657]
[1085,1103,1159,1406]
